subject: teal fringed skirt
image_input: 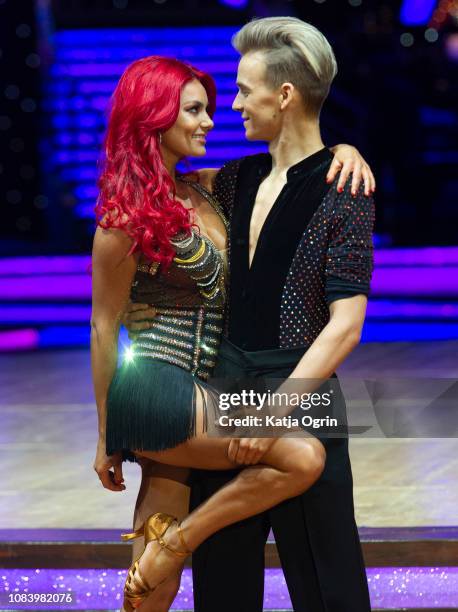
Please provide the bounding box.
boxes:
[106,358,209,462]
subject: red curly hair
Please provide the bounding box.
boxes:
[95,56,216,266]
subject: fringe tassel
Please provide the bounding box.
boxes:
[106,359,200,460]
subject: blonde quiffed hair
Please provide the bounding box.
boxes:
[232,16,337,116]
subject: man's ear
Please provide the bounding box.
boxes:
[279,82,295,110]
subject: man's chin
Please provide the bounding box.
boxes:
[244,129,258,141]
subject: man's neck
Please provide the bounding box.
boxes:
[268,116,324,175]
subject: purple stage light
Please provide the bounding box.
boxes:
[366,300,458,319]
[0,329,39,352]
[374,246,458,266]
[2,268,458,301]
[2,248,458,278]
[0,256,91,276]
[445,32,458,61]
[0,567,457,610]
[0,276,91,301]
[371,267,458,296]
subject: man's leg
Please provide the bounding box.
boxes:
[190,469,269,612]
[270,438,371,612]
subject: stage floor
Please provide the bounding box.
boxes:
[1,341,457,530]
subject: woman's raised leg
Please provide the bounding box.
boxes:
[130,405,325,600]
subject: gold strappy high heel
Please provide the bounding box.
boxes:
[122,512,191,611]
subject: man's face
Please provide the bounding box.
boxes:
[232,51,282,142]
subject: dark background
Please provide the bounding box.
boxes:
[1,0,457,254]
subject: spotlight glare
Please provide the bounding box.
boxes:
[124,347,134,363]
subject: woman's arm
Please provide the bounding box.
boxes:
[91,226,138,491]
[198,146,375,198]
[328,144,376,196]
[196,168,220,193]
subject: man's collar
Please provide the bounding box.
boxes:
[251,147,332,181]
[286,147,332,180]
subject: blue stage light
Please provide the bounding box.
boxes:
[218,0,248,7]
[43,26,272,234]
[362,321,458,342]
[400,0,437,26]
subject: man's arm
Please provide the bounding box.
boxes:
[229,181,375,465]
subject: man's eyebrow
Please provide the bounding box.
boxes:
[236,81,250,89]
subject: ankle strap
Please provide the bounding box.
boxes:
[177,523,192,555]
[158,521,192,558]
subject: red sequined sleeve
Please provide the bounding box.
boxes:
[325,181,375,302]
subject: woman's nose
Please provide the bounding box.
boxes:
[202,115,214,130]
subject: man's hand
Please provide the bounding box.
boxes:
[122,301,157,337]
[327,144,376,196]
[93,438,126,492]
[228,438,277,465]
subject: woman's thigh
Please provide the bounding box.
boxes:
[136,435,321,470]
[134,384,324,472]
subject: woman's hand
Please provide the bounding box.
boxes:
[122,301,157,337]
[327,144,376,196]
[228,438,277,465]
[94,438,126,492]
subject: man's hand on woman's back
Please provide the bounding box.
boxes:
[122,301,157,337]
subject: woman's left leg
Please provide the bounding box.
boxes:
[123,458,190,612]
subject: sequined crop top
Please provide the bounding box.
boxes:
[129,179,228,381]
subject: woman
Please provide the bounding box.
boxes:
[92,55,374,611]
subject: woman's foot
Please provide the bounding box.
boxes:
[123,516,191,611]
[136,571,182,612]
[137,521,189,592]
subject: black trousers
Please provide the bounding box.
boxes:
[190,338,371,612]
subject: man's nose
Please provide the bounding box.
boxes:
[232,93,242,112]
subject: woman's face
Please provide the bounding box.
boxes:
[161,79,214,160]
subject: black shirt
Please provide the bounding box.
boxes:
[226,147,367,350]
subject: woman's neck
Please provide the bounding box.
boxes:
[160,146,179,184]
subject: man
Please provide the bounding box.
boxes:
[125,16,374,612]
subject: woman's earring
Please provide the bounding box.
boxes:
[158,132,162,144]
